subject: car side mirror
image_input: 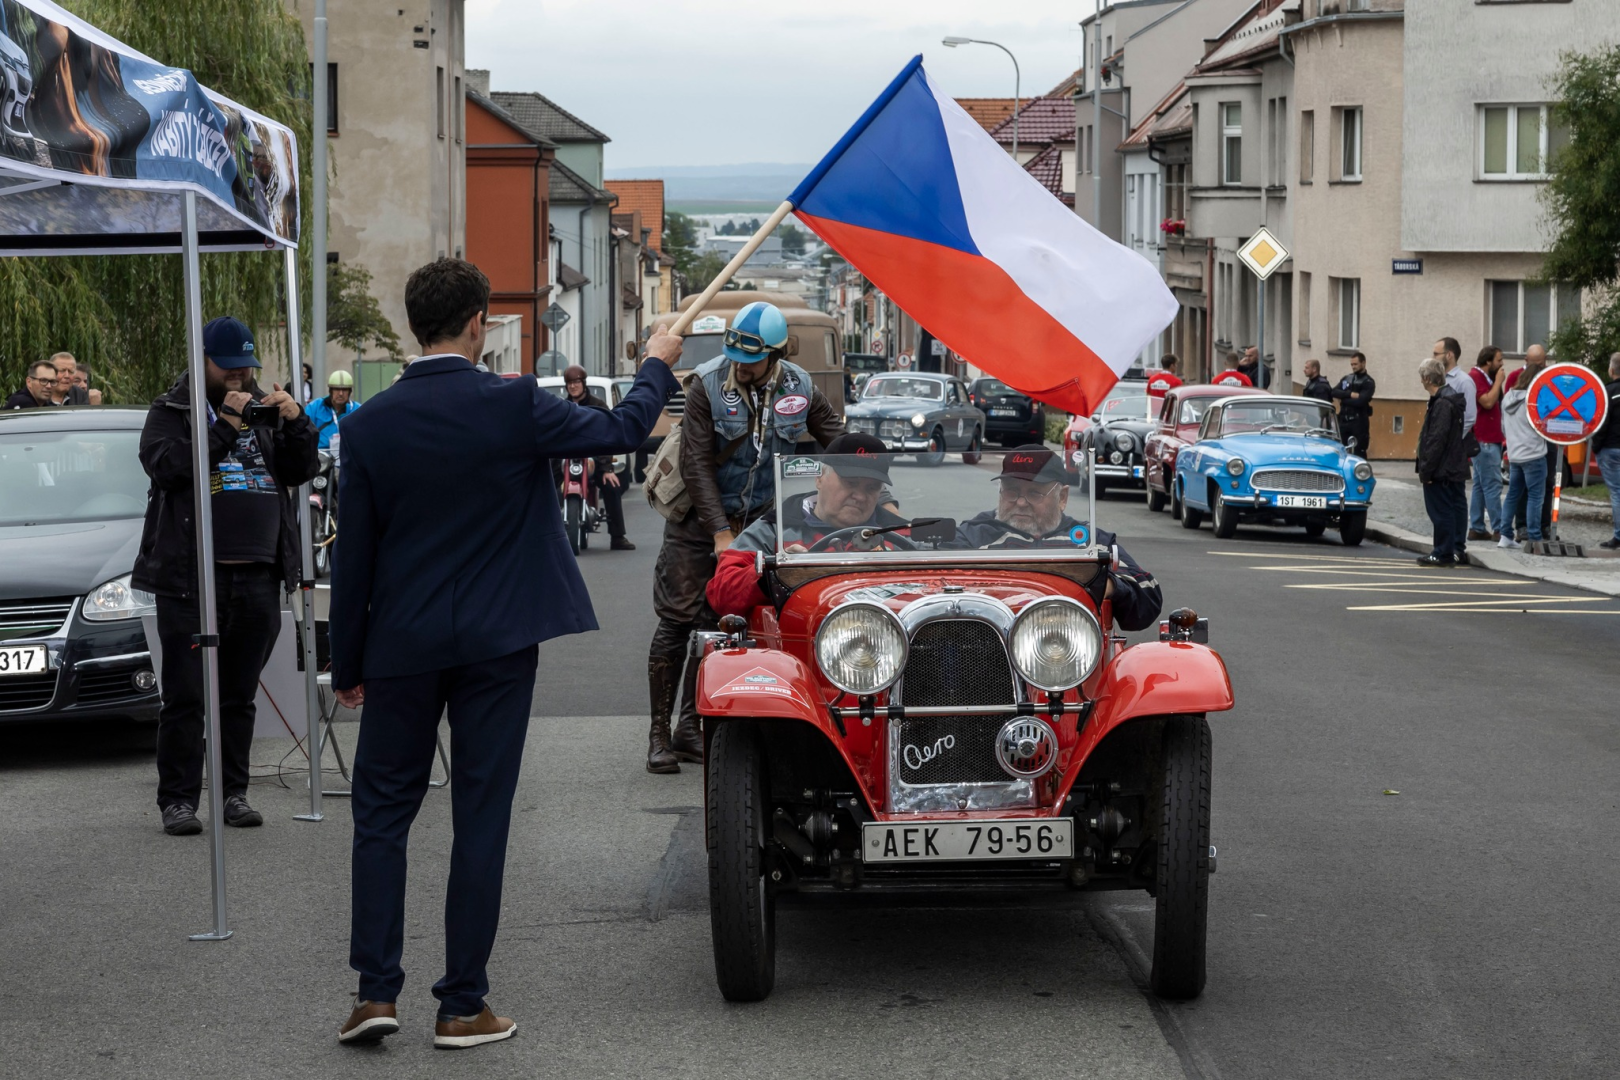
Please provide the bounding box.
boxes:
[1346,435,1358,452]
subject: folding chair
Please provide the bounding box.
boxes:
[313,672,449,797]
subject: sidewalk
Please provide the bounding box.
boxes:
[1368,463,1620,597]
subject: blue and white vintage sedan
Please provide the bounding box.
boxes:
[1172,395,1375,545]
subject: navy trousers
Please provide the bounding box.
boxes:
[349,644,538,1018]
[1423,481,1465,560]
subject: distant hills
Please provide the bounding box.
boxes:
[605,163,813,211]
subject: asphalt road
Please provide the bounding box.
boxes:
[3,469,1618,1079]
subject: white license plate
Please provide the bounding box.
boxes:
[1275,494,1327,509]
[990,408,1017,417]
[1132,465,1144,478]
[863,819,1074,863]
[0,644,48,676]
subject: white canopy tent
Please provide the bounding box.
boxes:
[0,0,321,940]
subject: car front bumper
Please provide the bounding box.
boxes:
[0,618,162,725]
[1216,493,1372,512]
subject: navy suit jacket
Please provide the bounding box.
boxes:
[329,354,676,688]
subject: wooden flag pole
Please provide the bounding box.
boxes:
[668,199,795,336]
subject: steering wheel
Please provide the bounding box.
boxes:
[805,526,919,553]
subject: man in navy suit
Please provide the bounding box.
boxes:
[330,258,681,1049]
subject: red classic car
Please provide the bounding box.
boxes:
[1142,384,1266,512]
[696,448,1234,1004]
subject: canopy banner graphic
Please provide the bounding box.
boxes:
[0,0,299,249]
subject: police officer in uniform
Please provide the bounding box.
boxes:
[1332,350,1376,456]
[646,301,844,772]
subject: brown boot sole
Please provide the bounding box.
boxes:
[646,758,681,774]
[671,748,703,764]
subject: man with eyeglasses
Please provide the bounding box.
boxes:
[6,359,57,409]
[955,445,1163,631]
[647,300,843,773]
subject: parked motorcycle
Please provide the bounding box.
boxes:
[560,456,602,555]
[309,444,338,577]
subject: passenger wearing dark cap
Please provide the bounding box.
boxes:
[707,433,907,616]
[956,444,1164,631]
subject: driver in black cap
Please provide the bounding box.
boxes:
[957,444,1164,630]
[707,433,906,616]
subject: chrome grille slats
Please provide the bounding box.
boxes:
[0,598,74,641]
[664,390,686,418]
[1251,469,1344,493]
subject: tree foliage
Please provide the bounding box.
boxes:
[1541,44,1620,367]
[663,210,700,279]
[0,0,316,404]
[327,263,401,358]
[779,223,806,256]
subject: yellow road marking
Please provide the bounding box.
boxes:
[1337,595,1608,608]
[1252,567,1514,579]
[1348,604,1620,614]
[1283,584,1546,597]
[1207,551,1413,566]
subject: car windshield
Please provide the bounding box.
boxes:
[974,379,1020,397]
[1218,400,1339,437]
[1101,395,1154,420]
[772,449,1103,564]
[0,428,148,526]
[863,376,943,401]
[1178,397,1215,425]
[678,332,727,370]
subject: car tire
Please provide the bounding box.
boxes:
[565,494,583,555]
[1179,483,1203,529]
[1146,479,1167,513]
[918,429,946,467]
[1339,510,1367,547]
[1304,520,1326,538]
[963,428,983,466]
[1170,482,1184,521]
[1150,714,1211,1001]
[1212,490,1238,539]
[707,720,776,1003]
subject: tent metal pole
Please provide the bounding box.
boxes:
[182,190,232,943]
[286,245,323,823]
[312,0,328,393]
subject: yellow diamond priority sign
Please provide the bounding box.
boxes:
[1237,226,1290,281]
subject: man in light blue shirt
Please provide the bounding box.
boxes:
[305,369,360,449]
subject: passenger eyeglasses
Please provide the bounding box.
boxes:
[998,479,1061,504]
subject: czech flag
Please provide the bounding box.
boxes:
[790,56,1177,416]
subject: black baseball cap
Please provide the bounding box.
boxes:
[202,316,260,369]
[822,433,892,484]
[995,444,1066,485]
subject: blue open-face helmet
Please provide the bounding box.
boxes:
[722,301,789,365]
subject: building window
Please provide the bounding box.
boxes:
[1480,104,1568,180]
[453,75,462,142]
[1165,163,1186,221]
[1298,271,1312,345]
[1340,107,1362,181]
[1222,102,1242,185]
[1300,110,1314,182]
[1489,280,1581,355]
[307,63,338,133]
[1275,96,1288,186]
[1335,277,1360,349]
[436,65,445,138]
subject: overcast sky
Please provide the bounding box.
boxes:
[466,0,1096,169]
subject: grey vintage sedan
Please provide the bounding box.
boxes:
[842,372,985,464]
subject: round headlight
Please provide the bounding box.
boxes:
[1010,598,1102,692]
[910,413,927,428]
[1113,431,1134,451]
[815,602,907,696]
[1226,457,1246,476]
[1353,462,1373,481]
[311,474,328,490]
[82,574,158,622]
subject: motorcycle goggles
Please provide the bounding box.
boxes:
[722,327,774,357]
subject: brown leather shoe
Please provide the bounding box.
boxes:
[611,536,636,550]
[647,718,680,774]
[338,997,399,1044]
[434,1006,516,1049]
[670,716,703,764]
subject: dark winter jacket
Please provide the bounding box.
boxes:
[1332,372,1376,421]
[132,372,320,598]
[6,388,49,410]
[1302,375,1333,404]
[1416,387,1469,485]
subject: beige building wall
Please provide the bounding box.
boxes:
[285,0,467,357]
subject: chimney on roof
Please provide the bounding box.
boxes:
[465,69,490,96]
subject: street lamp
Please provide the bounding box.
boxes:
[943,36,1020,162]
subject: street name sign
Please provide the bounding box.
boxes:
[1527,362,1609,445]
[1237,227,1289,281]
[1392,259,1423,274]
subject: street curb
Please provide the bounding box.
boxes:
[1365,519,1620,597]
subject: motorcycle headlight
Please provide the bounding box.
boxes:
[1226,457,1246,476]
[815,602,907,696]
[82,574,157,622]
[311,474,328,490]
[1113,431,1134,451]
[1010,597,1102,692]
[1353,462,1373,481]
[910,413,927,429]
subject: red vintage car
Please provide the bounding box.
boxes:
[1142,384,1267,512]
[697,449,1234,1004]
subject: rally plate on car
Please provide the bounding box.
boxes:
[863,819,1073,863]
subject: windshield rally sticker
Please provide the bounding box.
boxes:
[781,456,821,477]
[716,666,805,704]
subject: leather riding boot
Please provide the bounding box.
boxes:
[670,715,703,764]
[647,718,679,774]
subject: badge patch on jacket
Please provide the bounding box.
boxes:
[774,394,809,416]
[725,406,739,417]
[721,388,742,406]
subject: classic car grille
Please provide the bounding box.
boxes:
[900,620,1015,707]
[664,390,686,419]
[878,419,912,441]
[1251,469,1345,493]
[895,714,1010,786]
[76,664,155,706]
[0,671,58,712]
[0,598,74,642]
[846,418,877,436]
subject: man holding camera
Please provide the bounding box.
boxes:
[133,316,318,836]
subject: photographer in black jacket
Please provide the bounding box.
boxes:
[132,317,319,836]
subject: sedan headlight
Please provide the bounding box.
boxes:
[82,574,157,622]
[1226,457,1246,476]
[910,413,927,429]
[311,474,328,490]
[1353,462,1373,481]
[1010,597,1103,692]
[815,602,907,696]
[1113,431,1134,451]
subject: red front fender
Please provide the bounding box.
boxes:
[1093,641,1234,723]
[697,647,827,722]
